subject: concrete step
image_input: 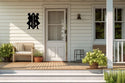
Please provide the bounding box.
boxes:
[0,70,105,83]
[0,76,104,80]
[0,70,103,74]
[0,80,106,83]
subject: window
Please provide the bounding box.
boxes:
[115,8,122,39]
[95,8,123,39]
[48,11,64,41]
[95,8,106,39]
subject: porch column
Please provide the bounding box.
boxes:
[106,0,114,68]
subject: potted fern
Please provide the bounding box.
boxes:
[33,51,43,62]
[82,49,107,69]
[0,43,14,62]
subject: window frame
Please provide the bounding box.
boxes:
[114,8,124,39]
[93,6,124,45]
[95,8,106,39]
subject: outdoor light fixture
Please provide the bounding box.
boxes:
[77,14,81,20]
[27,13,40,29]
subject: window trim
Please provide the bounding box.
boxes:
[95,8,106,39]
[93,6,124,45]
[114,8,124,39]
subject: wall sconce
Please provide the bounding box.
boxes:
[77,14,81,20]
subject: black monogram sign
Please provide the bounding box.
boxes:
[27,13,40,29]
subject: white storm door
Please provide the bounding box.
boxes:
[46,9,66,61]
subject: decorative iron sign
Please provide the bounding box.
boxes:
[27,13,40,29]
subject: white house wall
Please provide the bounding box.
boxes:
[0,0,124,61]
[0,2,44,61]
[70,4,92,61]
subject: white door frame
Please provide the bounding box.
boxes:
[46,9,66,61]
[43,5,71,61]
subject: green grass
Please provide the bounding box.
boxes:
[104,70,125,83]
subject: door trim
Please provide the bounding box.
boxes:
[43,5,71,61]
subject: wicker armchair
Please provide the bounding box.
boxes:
[12,43,34,62]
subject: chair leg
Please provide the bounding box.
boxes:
[31,55,33,62]
[13,55,15,62]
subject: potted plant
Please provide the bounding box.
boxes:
[82,49,107,69]
[33,51,43,62]
[0,43,14,62]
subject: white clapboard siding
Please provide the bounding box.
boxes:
[70,3,93,61]
[0,2,43,6]
[0,16,43,20]
[0,12,42,15]
[71,27,92,30]
[1,0,122,61]
[71,34,91,37]
[71,37,91,41]
[0,26,43,30]
[0,30,42,34]
[0,2,44,61]
[0,24,43,27]
[71,12,92,16]
[71,30,92,34]
[0,6,42,9]
[71,24,92,27]
[0,34,43,37]
[0,0,93,61]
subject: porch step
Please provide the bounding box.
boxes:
[0,80,106,83]
[0,70,105,83]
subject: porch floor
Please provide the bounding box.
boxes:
[0,62,104,70]
[0,62,123,70]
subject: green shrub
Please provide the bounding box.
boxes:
[82,49,107,66]
[34,50,43,57]
[104,70,125,83]
[0,43,14,62]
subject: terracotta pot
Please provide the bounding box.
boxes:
[90,62,98,69]
[33,56,43,62]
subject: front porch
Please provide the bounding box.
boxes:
[0,62,103,70]
[0,0,125,69]
[0,62,123,70]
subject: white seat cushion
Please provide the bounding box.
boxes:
[15,51,32,55]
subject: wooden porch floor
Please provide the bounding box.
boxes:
[0,62,123,70]
[0,62,104,70]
